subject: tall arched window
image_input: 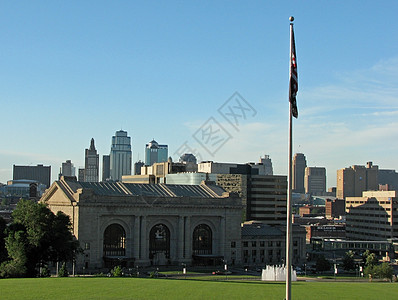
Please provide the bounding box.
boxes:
[103,224,126,256]
[149,224,170,263]
[193,224,212,255]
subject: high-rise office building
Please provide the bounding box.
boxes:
[59,160,75,179]
[134,160,144,175]
[145,139,168,166]
[84,138,99,182]
[336,161,378,199]
[110,130,132,181]
[304,167,326,195]
[292,153,307,193]
[102,155,110,181]
[13,164,51,188]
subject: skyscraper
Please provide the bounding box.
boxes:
[110,130,132,181]
[292,153,306,193]
[102,155,110,181]
[145,139,168,166]
[304,167,326,195]
[84,138,99,182]
[59,160,75,179]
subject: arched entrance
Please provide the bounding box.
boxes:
[149,224,170,265]
[103,224,126,268]
[192,224,212,255]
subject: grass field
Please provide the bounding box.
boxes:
[0,277,397,300]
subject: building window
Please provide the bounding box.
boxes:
[149,224,170,260]
[268,241,273,247]
[231,241,236,248]
[276,241,281,247]
[293,240,298,247]
[243,241,248,247]
[252,250,257,257]
[243,250,249,257]
[260,241,265,247]
[103,224,126,257]
[193,224,212,255]
[260,249,265,256]
[252,241,257,247]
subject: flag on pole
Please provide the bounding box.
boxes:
[289,25,298,118]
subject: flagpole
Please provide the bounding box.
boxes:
[286,16,295,300]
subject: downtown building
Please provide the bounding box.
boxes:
[13,164,51,188]
[110,130,132,181]
[292,153,306,193]
[304,167,326,195]
[84,138,99,182]
[345,190,398,241]
[145,139,168,166]
[336,161,378,199]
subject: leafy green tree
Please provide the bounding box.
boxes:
[342,250,355,271]
[364,262,393,281]
[366,253,378,267]
[315,255,331,273]
[0,216,7,264]
[0,200,80,277]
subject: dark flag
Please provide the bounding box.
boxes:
[289,25,298,118]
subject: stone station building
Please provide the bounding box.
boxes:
[40,176,242,272]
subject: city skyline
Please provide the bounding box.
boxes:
[1,1,398,188]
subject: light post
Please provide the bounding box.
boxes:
[182,263,187,279]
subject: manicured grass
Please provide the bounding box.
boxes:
[0,277,397,300]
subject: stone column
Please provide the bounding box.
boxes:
[178,216,185,260]
[220,216,226,256]
[140,216,147,262]
[134,216,140,260]
[184,216,191,262]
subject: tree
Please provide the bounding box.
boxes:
[342,250,355,271]
[0,200,80,277]
[315,255,331,273]
[366,253,378,267]
[364,262,393,281]
[0,216,7,264]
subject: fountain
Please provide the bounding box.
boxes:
[261,265,297,281]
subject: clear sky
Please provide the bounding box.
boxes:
[1,1,397,188]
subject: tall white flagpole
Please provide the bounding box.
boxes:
[286,16,295,300]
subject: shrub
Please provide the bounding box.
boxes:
[111,265,123,277]
[40,265,50,277]
[58,262,68,277]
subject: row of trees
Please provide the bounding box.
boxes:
[342,250,394,281]
[0,199,80,278]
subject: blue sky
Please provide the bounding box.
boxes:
[1,1,397,188]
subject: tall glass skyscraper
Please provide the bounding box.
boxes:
[145,139,168,166]
[110,130,132,181]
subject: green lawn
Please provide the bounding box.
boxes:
[0,277,397,300]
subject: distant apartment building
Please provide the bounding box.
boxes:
[336,162,378,199]
[304,167,326,195]
[304,224,346,243]
[345,190,398,240]
[325,198,345,219]
[13,164,51,188]
[292,153,306,193]
[145,139,168,166]
[110,130,132,181]
[84,138,99,182]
